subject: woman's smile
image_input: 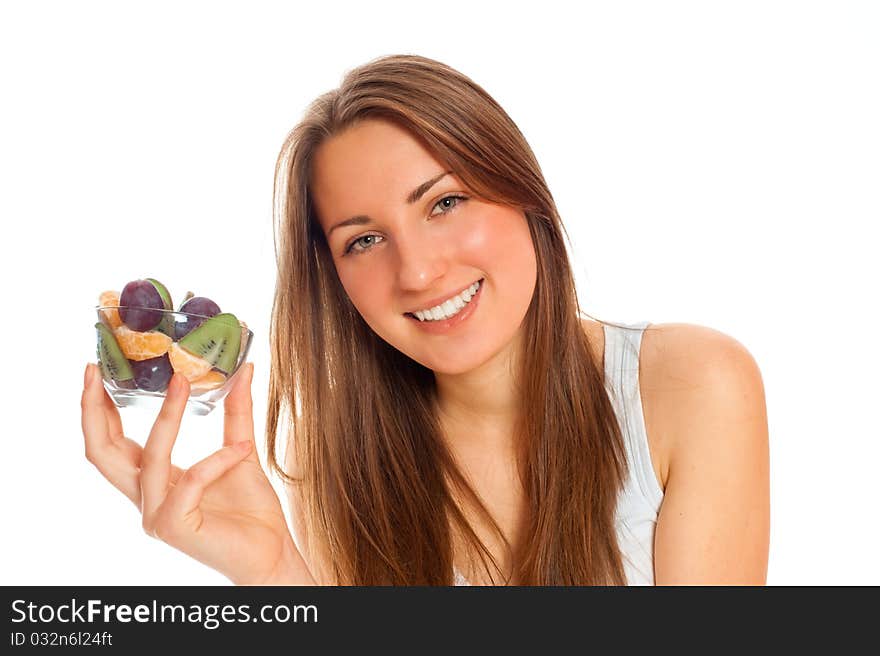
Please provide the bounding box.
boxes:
[404,278,484,334]
[405,278,483,320]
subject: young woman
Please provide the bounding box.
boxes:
[80,54,770,586]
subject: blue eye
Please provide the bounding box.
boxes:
[344,234,381,255]
[343,194,468,256]
[430,194,466,216]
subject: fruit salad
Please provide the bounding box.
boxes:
[95,278,250,396]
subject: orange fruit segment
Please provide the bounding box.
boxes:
[190,369,227,393]
[98,290,123,329]
[113,325,173,361]
[168,342,213,382]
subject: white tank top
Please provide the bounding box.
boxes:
[453,320,663,585]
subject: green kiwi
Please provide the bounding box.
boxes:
[95,322,136,387]
[146,277,175,338]
[178,312,242,375]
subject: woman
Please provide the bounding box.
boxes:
[80,54,770,585]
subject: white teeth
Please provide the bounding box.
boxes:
[413,279,481,321]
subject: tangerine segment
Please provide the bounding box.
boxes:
[98,290,123,329]
[168,342,213,382]
[190,369,227,392]
[113,325,173,361]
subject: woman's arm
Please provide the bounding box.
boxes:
[652,326,771,585]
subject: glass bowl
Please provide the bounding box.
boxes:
[94,305,253,416]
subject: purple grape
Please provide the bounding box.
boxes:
[119,279,164,331]
[131,354,173,392]
[174,296,221,340]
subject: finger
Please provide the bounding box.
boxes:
[223,363,256,451]
[160,441,254,533]
[81,361,129,444]
[97,437,145,508]
[81,363,141,505]
[99,377,124,442]
[81,363,112,454]
[140,372,190,521]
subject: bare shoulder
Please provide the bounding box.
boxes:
[639,321,766,427]
[581,319,766,494]
[638,322,766,482]
[639,323,770,583]
[578,317,607,372]
[640,322,762,384]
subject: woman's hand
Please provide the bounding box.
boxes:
[80,362,315,585]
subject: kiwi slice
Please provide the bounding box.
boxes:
[146,278,175,338]
[178,312,242,375]
[95,322,136,387]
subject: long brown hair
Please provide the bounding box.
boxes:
[266,54,631,585]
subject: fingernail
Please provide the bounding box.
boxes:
[84,363,93,387]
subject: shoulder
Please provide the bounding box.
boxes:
[582,318,767,497]
[640,323,770,583]
[579,317,606,372]
[641,321,761,376]
[637,322,765,480]
[640,322,766,446]
[577,317,759,384]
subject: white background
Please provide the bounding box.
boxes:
[1,1,877,585]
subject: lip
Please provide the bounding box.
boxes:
[404,278,484,333]
[405,278,483,314]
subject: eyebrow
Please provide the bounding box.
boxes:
[326,170,453,237]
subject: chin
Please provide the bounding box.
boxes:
[371,316,514,376]
[409,341,498,376]
[423,359,477,376]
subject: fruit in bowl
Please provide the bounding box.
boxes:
[94,278,252,415]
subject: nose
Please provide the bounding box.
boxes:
[394,224,448,292]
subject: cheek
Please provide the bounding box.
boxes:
[340,273,387,319]
[460,208,536,286]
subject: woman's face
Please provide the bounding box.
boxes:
[310,118,537,375]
